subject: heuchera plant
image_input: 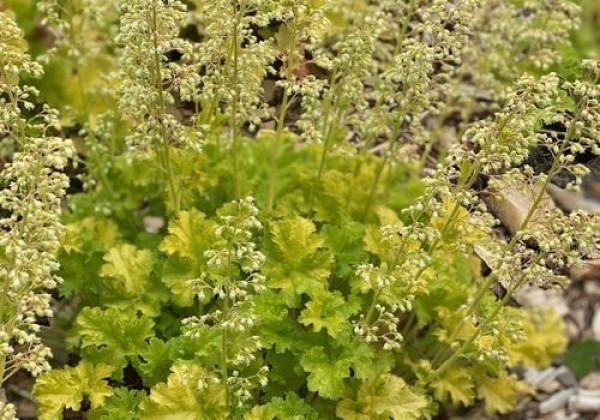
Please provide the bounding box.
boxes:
[1,0,599,419]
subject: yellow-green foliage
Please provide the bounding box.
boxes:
[1,0,598,419]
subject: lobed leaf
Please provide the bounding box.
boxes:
[72,307,155,373]
[34,362,115,420]
[336,374,429,420]
[139,362,227,420]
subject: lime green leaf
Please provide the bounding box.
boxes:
[301,347,348,399]
[344,342,382,380]
[100,244,153,294]
[58,247,105,298]
[508,308,567,369]
[159,210,216,306]
[321,221,367,277]
[478,373,528,415]
[88,388,146,420]
[245,405,269,420]
[314,169,354,221]
[169,332,222,365]
[266,351,307,396]
[134,338,174,386]
[300,343,374,399]
[244,393,320,419]
[373,206,402,226]
[160,256,200,307]
[363,225,386,259]
[159,209,213,259]
[34,362,114,420]
[139,362,227,420]
[299,290,357,340]
[99,244,162,315]
[264,217,333,306]
[59,217,122,299]
[73,307,154,371]
[431,367,475,406]
[336,374,429,420]
[270,216,323,262]
[63,217,121,254]
[254,292,308,353]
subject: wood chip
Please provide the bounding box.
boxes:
[546,183,600,214]
[571,259,600,282]
[483,179,555,235]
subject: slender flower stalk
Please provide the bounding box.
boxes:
[117,0,203,214]
[182,197,267,412]
[0,11,74,414]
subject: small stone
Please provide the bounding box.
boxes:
[525,367,561,391]
[556,366,578,387]
[579,389,600,397]
[539,388,576,414]
[568,393,600,413]
[143,216,165,234]
[539,408,579,420]
[515,286,570,317]
[483,180,555,235]
[580,372,600,390]
[540,380,562,394]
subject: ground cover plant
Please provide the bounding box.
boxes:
[0,0,599,418]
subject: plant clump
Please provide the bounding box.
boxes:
[0,0,598,419]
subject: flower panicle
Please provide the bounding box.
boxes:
[0,11,74,383]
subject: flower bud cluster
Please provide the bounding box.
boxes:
[117,0,202,151]
[38,0,119,60]
[473,309,526,364]
[181,198,270,412]
[451,73,561,175]
[0,11,74,382]
[473,68,600,292]
[0,401,16,420]
[183,198,266,367]
[353,224,436,350]
[349,0,480,155]
[353,304,403,351]
[462,0,580,94]
[326,15,382,110]
[191,1,279,132]
[228,365,270,408]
